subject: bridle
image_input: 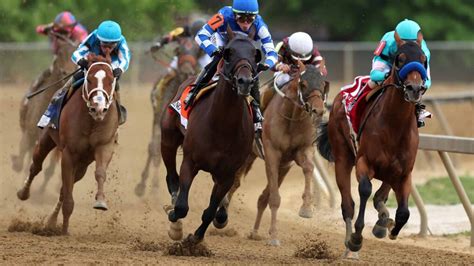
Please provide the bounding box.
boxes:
[220,59,256,92]
[82,62,116,109]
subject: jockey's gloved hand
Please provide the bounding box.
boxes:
[211,47,223,58]
[113,68,123,78]
[257,63,270,73]
[77,58,89,70]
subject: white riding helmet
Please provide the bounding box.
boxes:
[288,32,313,61]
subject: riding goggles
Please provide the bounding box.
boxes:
[100,41,118,49]
[235,14,256,24]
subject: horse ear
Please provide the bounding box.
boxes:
[247,25,256,40]
[394,31,404,47]
[416,31,423,46]
[223,48,232,62]
[255,49,262,63]
[226,24,235,41]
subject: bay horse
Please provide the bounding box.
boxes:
[227,63,329,246]
[12,36,77,193]
[160,28,259,244]
[316,32,428,257]
[17,52,119,235]
[136,36,202,197]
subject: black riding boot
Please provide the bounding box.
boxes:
[184,54,222,109]
[250,79,265,158]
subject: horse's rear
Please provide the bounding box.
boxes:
[317,32,428,258]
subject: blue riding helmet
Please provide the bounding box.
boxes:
[97,20,122,42]
[395,19,421,40]
[232,0,259,14]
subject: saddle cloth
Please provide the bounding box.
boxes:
[340,75,372,134]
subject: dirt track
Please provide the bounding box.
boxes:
[1,84,473,264]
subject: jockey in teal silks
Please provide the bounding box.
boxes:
[186,0,278,144]
[37,20,131,129]
[369,19,432,127]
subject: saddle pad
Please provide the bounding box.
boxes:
[340,76,372,134]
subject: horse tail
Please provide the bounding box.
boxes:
[316,121,334,162]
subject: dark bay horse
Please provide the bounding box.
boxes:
[17,53,119,234]
[161,29,260,244]
[228,63,329,246]
[136,36,202,197]
[316,32,428,258]
[12,36,77,193]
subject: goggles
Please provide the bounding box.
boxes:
[235,14,256,24]
[100,41,118,49]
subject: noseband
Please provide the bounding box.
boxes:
[82,62,116,109]
[220,59,255,90]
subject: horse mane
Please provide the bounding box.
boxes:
[87,53,111,65]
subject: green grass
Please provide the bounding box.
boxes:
[384,175,474,207]
[442,231,471,238]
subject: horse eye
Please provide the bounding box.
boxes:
[421,54,426,63]
[397,54,407,67]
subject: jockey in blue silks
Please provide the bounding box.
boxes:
[185,0,278,141]
[38,20,131,128]
[369,19,432,127]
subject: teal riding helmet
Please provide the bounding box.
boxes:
[232,0,259,14]
[97,20,122,42]
[395,19,421,40]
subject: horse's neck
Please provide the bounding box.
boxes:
[379,87,415,126]
[281,84,306,119]
[208,80,246,123]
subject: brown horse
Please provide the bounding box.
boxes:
[316,32,428,258]
[227,63,329,246]
[17,53,119,234]
[136,36,202,197]
[161,29,260,243]
[12,36,77,193]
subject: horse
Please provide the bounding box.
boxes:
[316,32,428,258]
[136,36,202,197]
[160,27,259,244]
[12,35,77,193]
[226,62,329,246]
[17,52,119,235]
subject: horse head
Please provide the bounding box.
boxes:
[391,31,428,103]
[175,36,200,76]
[82,53,116,121]
[291,60,329,118]
[221,25,260,96]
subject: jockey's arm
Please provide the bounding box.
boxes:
[36,23,54,35]
[311,49,328,76]
[370,32,393,85]
[195,13,223,57]
[112,38,131,73]
[255,21,277,69]
[71,36,92,66]
[421,40,432,89]
[71,24,89,43]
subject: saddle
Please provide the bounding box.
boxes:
[340,76,373,135]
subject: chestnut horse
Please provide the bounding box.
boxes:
[12,36,77,192]
[316,32,428,257]
[161,30,260,243]
[136,36,202,197]
[17,53,119,234]
[228,63,329,246]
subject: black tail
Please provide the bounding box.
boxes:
[316,121,334,162]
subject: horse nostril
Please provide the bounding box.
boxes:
[237,78,245,85]
[103,108,108,112]
[89,107,96,113]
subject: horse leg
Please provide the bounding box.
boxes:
[39,150,59,193]
[389,176,411,240]
[93,144,114,211]
[168,157,198,222]
[295,149,317,218]
[372,182,392,238]
[11,131,34,173]
[60,149,76,235]
[221,154,257,211]
[194,177,234,241]
[265,149,284,246]
[161,118,183,204]
[17,131,56,200]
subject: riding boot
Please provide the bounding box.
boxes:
[415,103,428,128]
[184,54,222,109]
[250,79,265,158]
[114,83,127,125]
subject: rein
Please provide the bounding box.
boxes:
[82,62,117,109]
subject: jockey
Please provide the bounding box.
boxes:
[368,19,431,127]
[36,11,88,54]
[37,20,131,129]
[262,32,327,109]
[149,19,211,108]
[187,0,278,141]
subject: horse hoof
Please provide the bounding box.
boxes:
[134,183,145,197]
[268,239,281,246]
[342,248,359,260]
[346,234,363,252]
[93,200,108,211]
[389,233,398,240]
[247,230,263,241]
[17,188,30,201]
[386,218,395,231]
[168,221,183,241]
[11,155,22,172]
[212,218,228,229]
[372,224,387,239]
[298,207,313,218]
